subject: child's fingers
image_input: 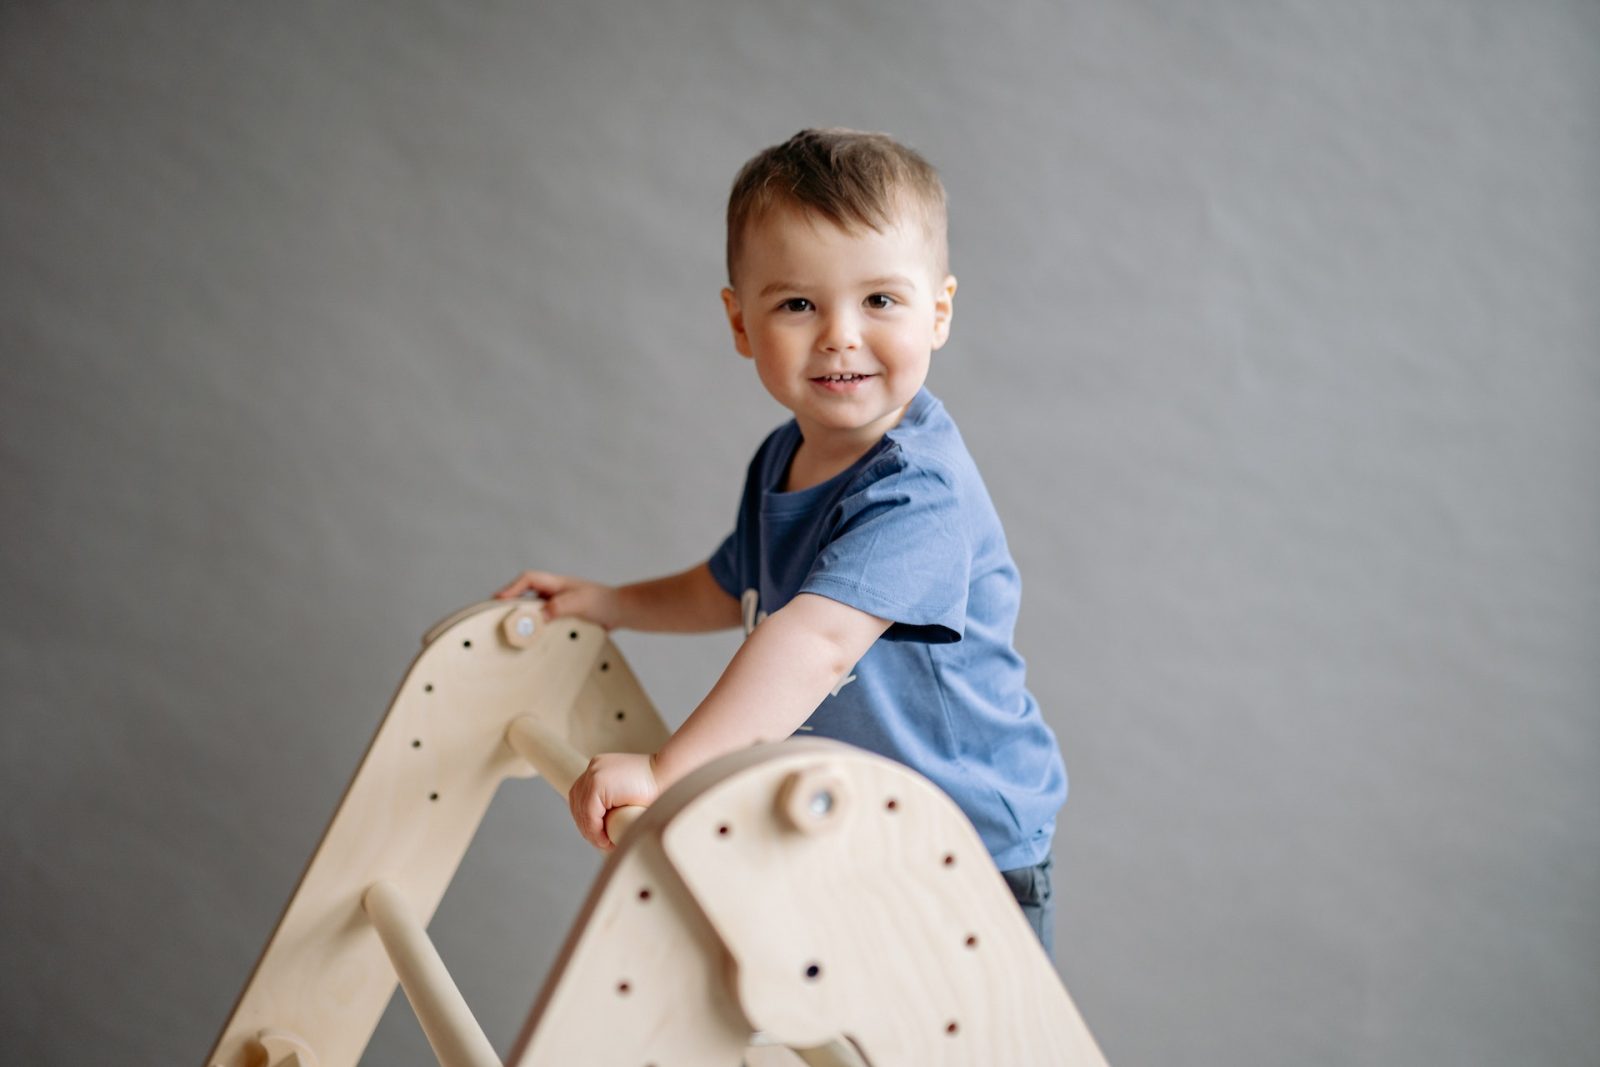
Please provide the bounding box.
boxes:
[571,808,603,850]
[493,569,562,600]
[591,812,616,851]
[541,591,580,620]
[568,774,616,852]
[491,574,531,599]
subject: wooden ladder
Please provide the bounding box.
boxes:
[204,600,1110,1067]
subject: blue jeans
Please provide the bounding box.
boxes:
[1000,853,1055,964]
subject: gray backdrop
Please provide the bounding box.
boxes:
[3,2,1597,1065]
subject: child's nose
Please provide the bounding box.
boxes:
[820,310,862,352]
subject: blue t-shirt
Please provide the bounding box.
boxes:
[708,388,1067,870]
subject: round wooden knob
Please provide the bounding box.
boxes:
[776,765,851,835]
[247,1029,319,1067]
[500,604,540,649]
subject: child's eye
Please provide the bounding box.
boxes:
[864,293,897,310]
[779,298,814,313]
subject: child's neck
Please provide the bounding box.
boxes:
[784,414,904,492]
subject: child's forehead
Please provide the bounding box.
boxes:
[751,198,921,241]
[741,203,938,272]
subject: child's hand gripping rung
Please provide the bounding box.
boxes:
[505,715,646,845]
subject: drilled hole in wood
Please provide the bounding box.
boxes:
[424,683,434,693]
[615,710,626,721]
[716,823,732,838]
[965,934,979,949]
[429,792,439,801]
[942,853,956,867]
[885,798,899,812]
[462,639,472,649]
[804,962,823,981]
[946,1021,960,1036]
[637,888,652,902]
[411,739,422,749]
[600,661,610,671]
[569,630,579,640]
[616,980,631,996]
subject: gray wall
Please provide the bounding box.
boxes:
[3,2,1597,1065]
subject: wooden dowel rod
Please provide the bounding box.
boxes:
[604,804,644,843]
[505,716,646,845]
[504,717,586,792]
[362,880,500,1067]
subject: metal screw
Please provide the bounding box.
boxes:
[777,766,849,835]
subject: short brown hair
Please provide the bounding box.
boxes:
[725,128,948,285]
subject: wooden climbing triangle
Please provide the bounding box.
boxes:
[204,599,1110,1067]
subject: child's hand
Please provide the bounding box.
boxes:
[493,570,623,630]
[568,752,661,851]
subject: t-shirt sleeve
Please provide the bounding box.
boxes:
[799,456,969,644]
[709,438,772,600]
[707,528,740,599]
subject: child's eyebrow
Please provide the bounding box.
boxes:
[757,275,919,299]
[863,274,919,292]
[758,280,807,298]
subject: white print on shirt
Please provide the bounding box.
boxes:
[741,588,857,704]
[740,588,767,634]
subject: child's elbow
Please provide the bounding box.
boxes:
[786,594,889,677]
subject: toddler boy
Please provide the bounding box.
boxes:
[496,128,1067,954]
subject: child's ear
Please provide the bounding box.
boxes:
[721,287,754,358]
[931,275,958,351]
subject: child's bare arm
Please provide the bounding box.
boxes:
[493,561,740,634]
[568,593,890,849]
[651,594,889,784]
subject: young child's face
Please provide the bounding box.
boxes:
[721,203,956,452]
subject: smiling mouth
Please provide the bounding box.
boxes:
[813,373,874,382]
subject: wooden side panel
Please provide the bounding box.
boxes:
[204,602,667,1067]
[507,830,750,1067]
[659,741,1110,1066]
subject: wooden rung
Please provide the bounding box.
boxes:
[363,880,499,1067]
[505,715,645,844]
